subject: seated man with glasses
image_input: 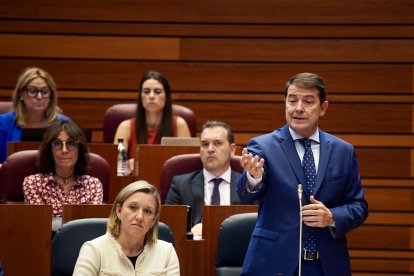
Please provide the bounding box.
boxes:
[23,120,103,230]
[0,67,69,164]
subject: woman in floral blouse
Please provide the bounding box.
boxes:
[23,120,103,219]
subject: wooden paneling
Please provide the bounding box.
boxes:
[135,145,200,190]
[353,273,414,276]
[349,226,411,250]
[351,259,414,273]
[2,19,414,38]
[0,60,411,93]
[0,34,179,60]
[0,205,52,276]
[365,188,414,211]
[62,204,112,224]
[366,212,414,225]
[1,0,413,24]
[357,148,411,178]
[181,38,414,62]
[0,1,413,275]
[363,179,414,188]
[3,35,414,63]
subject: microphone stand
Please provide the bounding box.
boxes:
[298,184,303,276]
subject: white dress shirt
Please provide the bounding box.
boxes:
[203,167,232,205]
[247,127,320,188]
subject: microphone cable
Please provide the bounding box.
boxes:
[298,184,303,276]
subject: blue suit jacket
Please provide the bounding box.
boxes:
[165,169,242,226]
[0,112,70,163]
[237,125,368,276]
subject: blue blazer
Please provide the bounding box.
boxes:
[237,125,368,276]
[165,169,242,226]
[0,112,70,163]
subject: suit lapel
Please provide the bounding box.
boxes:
[314,131,332,195]
[229,171,241,204]
[278,126,307,196]
[191,171,205,223]
[192,171,205,203]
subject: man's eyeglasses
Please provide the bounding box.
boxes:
[23,87,51,98]
[51,140,78,151]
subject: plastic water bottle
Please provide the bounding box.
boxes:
[117,138,127,176]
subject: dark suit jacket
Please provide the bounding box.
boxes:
[237,125,368,276]
[165,169,242,226]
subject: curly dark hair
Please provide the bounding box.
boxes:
[37,120,90,176]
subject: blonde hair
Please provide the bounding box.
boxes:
[12,67,59,127]
[107,180,161,245]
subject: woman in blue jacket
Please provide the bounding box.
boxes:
[0,67,69,163]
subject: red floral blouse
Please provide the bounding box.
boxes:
[23,173,103,217]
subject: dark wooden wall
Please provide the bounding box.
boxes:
[1,1,414,274]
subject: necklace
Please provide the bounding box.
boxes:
[55,173,74,185]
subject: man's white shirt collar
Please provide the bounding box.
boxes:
[203,167,232,184]
[289,127,320,143]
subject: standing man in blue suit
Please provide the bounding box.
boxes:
[238,72,368,276]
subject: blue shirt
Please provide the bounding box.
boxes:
[0,111,70,163]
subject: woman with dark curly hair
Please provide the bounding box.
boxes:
[23,120,103,218]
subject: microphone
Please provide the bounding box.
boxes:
[297,184,303,276]
[298,184,303,201]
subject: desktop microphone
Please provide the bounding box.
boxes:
[297,184,303,276]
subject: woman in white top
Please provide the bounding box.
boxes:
[73,180,180,275]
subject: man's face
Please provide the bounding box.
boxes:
[200,126,236,176]
[285,85,328,138]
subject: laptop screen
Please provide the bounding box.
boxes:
[160,137,200,146]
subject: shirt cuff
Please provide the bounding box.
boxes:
[329,220,336,237]
[246,172,262,192]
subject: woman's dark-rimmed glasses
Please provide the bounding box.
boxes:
[23,87,51,98]
[51,140,78,151]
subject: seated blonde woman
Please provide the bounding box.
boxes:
[0,67,69,164]
[73,180,179,275]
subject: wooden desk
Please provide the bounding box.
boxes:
[0,204,52,276]
[202,205,258,276]
[62,204,112,224]
[135,145,200,190]
[62,204,188,275]
[7,142,118,202]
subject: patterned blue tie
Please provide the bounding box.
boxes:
[299,138,318,254]
[210,178,222,205]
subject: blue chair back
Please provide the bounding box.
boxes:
[216,212,257,276]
